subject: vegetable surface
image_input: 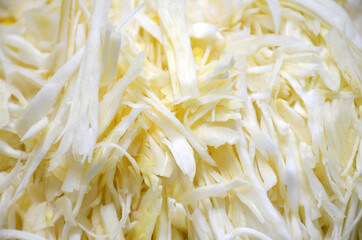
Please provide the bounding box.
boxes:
[0,0,361,239]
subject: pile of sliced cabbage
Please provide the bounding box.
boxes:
[0,0,361,239]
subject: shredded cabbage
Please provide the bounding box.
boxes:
[0,0,361,239]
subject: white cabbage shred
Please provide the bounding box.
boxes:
[0,0,361,239]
